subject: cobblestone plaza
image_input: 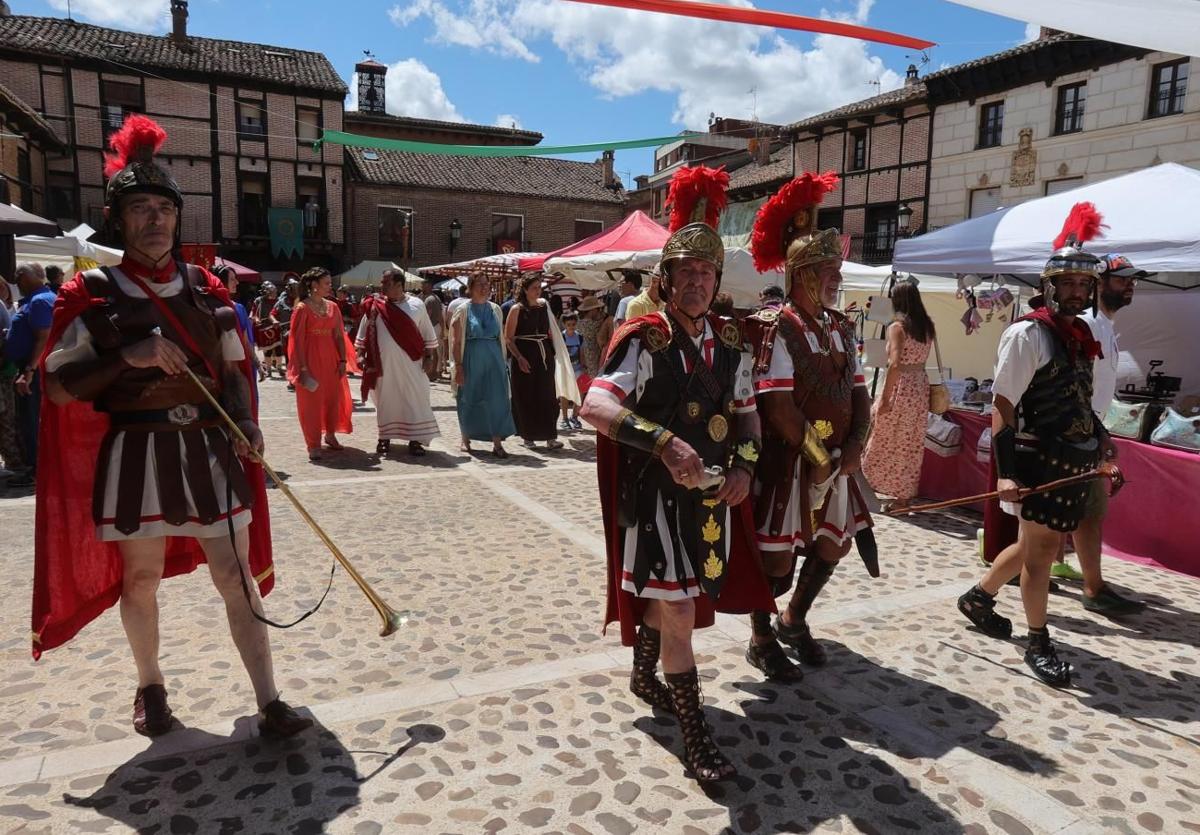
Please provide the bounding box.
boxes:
[0,379,1196,834]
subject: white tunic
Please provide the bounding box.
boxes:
[45,267,251,542]
[356,295,440,443]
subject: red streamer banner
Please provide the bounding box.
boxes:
[559,0,936,49]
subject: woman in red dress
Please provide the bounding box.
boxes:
[287,268,354,460]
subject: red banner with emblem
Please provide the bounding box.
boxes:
[180,243,217,271]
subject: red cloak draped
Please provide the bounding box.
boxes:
[597,315,776,647]
[30,266,274,659]
[359,295,425,400]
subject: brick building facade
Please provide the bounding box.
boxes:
[787,67,931,265]
[0,4,347,272]
[0,79,63,215]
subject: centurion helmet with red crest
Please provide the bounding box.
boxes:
[103,114,183,213]
[659,165,729,286]
[750,171,840,305]
[1040,201,1105,312]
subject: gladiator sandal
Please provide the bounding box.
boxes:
[132,684,174,737]
[957,585,1013,639]
[630,625,674,713]
[258,696,314,739]
[664,668,736,783]
[745,611,803,683]
[376,439,391,455]
[774,556,836,666]
[1024,627,1072,688]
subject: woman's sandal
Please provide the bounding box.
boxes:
[664,668,737,783]
[492,446,508,459]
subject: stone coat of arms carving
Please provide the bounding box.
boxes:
[1009,127,1037,187]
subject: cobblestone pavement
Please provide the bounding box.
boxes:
[0,376,1197,834]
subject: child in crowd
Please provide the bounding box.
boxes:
[559,313,585,431]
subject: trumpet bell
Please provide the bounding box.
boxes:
[379,608,411,637]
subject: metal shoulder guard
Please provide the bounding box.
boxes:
[608,407,674,458]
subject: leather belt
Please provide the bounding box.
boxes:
[108,403,219,431]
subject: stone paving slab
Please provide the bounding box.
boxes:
[0,376,1197,833]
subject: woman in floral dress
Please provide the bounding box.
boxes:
[862,280,935,512]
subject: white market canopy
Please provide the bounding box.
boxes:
[946,0,1200,56]
[893,163,1200,288]
[16,227,122,273]
[338,260,422,289]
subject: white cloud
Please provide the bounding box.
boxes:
[494,113,523,129]
[348,59,465,122]
[388,0,905,128]
[47,0,166,30]
[1023,21,1042,42]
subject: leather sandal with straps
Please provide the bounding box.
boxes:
[957,585,1013,639]
[258,697,314,739]
[629,626,674,713]
[133,684,174,737]
[745,638,804,683]
[664,668,736,783]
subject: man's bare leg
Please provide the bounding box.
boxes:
[654,598,696,675]
[979,541,1024,596]
[119,537,167,689]
[198,528,277,709]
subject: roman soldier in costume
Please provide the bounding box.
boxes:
[957,202,1113,688]
[32,115,312,738]
[581,165,774,783]
[741,172,876,682]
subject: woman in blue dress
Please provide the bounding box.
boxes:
[451,274,515,457]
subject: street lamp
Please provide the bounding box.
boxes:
[896,202,914,236]
[448,218,462,254]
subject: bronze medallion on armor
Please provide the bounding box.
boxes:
[167,404,200,426]
[707,414,729,443]
[685,401,702,421]
[643,326,669,353]
[719,321,741,349]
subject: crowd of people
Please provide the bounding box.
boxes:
[11,113,1147,796]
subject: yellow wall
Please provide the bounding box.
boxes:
[847,289,1021,383]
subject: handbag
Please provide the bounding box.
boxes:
[924,413,962,457]
[976,427,993,463]
[1103,399,1157,442]
[1149,407,1200,453]
[928,337,950,415]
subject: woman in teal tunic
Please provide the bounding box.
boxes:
[451,274,515,457]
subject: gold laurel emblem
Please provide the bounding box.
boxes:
[813,419,834,441]
[756,307,779,323]
[631,415,659,433]
[702,498,720,508]
[703,550,724,580]
[719,322,741,348]
[736,441,759,463]
[686,401,702,420]
[707,414,729,443]
[701,514,722,544]
[643,327,669,353]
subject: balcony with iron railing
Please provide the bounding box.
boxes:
[856,231,898,266]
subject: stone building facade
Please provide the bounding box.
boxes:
[0,4,347,271]
[924,33,1200,228]
[786,67,931,266]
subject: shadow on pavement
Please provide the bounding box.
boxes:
[61,719,445,833]
[635,642,1058,833]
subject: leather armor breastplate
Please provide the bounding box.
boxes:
[81,267,225,411]
[1019,323,1095,443]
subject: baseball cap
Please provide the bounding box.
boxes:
[1101,254,1155,279]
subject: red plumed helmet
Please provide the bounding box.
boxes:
[750,171,839,273]
[1052,201,1106,250]
[103,114,168,179]
[665,165,730,233]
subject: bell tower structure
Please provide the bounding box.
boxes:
[356,57,387,113]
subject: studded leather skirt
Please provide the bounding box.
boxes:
[1012,435,1100,533]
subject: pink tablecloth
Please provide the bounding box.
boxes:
[917,408,1200,578]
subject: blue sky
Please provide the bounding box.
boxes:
[16,0,1036,179]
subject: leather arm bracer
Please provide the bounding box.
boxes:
[993,424,1018,480]
[55,352,129,403]
[607,407,674,459]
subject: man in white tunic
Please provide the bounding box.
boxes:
[356,269,440,456]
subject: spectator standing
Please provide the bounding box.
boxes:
[0,277,25,480]
[422,279,445,381]
[862,279,935,512]
[558,312,584,430]
[212,265,261,392]
[44,265,64,293]
[287,268,354,460]
[575,296,613,380]
[451,274,514,457]
[274,279,299,388]
[252,282,284,378]
[624,273,664,320]
[6,263,55,485]
[505,273,564,450]
[612,270,641,326]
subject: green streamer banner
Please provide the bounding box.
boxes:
[316,129,692,157]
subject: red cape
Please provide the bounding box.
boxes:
[597,314,775,647]
[30,266,274,659]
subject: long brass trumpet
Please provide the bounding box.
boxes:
[181,364,406,637]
